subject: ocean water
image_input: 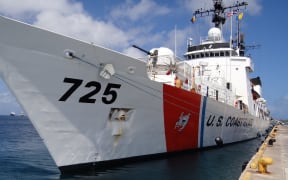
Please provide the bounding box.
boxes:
[0,115,265,180]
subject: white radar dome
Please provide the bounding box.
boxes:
[208,27,221,41]
[150,47,174,57]
[149,47,175,65]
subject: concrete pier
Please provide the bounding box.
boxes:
[239,124,288,180]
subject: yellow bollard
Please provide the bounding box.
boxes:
[258,157,273,173]
[250,153,261,169]
[250,161,257,169]
[270,132,276,138]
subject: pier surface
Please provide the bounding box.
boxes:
[239,124,288,180]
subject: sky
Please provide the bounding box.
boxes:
[0,0,287,120]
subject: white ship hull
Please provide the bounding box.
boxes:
[0,16,269,172]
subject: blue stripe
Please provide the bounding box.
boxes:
[200,96,207,148]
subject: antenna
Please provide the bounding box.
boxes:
[233,32,261,56]
[191,0,248,29]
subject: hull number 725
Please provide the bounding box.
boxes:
[59,77,121,104]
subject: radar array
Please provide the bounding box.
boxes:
[191,0,248,29]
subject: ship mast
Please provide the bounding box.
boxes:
[191,0,248,30]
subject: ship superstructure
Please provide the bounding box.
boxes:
[145,0,269,121]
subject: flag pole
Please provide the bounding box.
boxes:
[174,25,177,58]
[237,15,240,49]
[230,14,233,56]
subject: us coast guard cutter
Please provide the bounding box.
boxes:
[0,0,270,173]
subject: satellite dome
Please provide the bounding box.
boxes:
[208,27,222,41]
[149,47,175,65]
[150,47,174,57]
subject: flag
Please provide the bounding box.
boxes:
[227,11,234,17]
[191,15,196,23]
[238,12,244,21]
[227,10,239,17]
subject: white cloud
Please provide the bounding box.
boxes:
[34,11,128,49]
[0,0,83,20]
